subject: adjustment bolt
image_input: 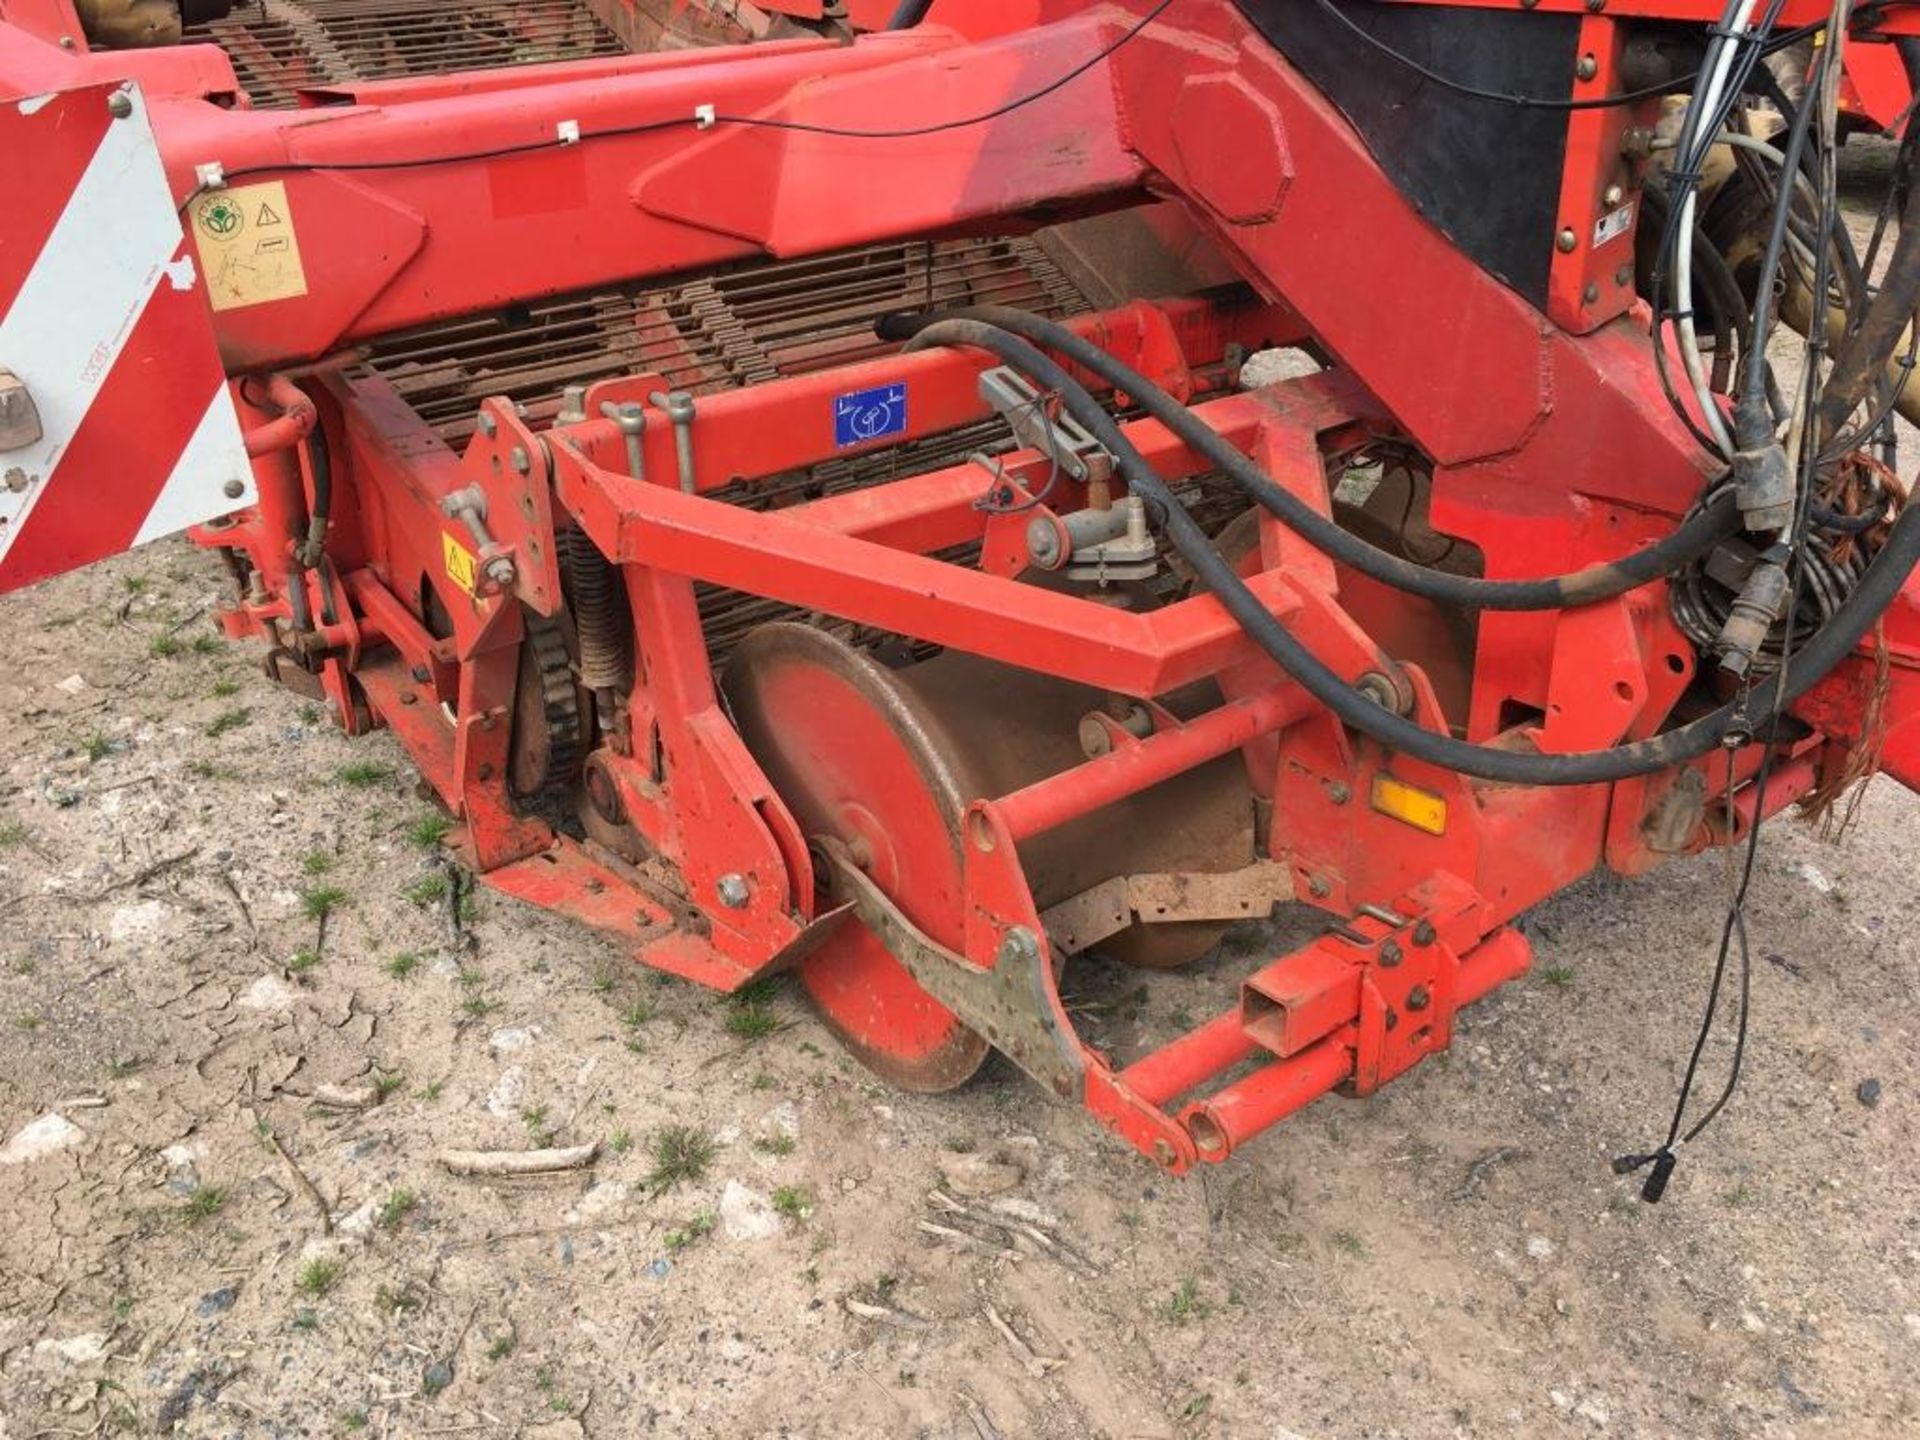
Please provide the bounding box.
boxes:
[716,873,750,910]
[1407,984,1432,1012]
[483,555,517,589]
[1575,54,1598,81]
[1356,670,1406,713]
[1379,940,1403,969]
[1556,228,1578,254]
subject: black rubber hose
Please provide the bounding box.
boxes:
[299,413,332,570]
[907,318,1920,786]
[886,0,934,28]
[882,307,1740,611]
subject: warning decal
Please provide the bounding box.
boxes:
[442,531,477,596]
[189,180,310,312]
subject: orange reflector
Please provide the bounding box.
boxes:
[1370,773,1447,835]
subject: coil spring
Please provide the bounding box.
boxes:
[558,528,631,692]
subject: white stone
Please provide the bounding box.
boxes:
[335,1200,380,1241]
[488,1025,540,1056]
[1797,861,1835,895]
[719,1179,782,1241]
[1574,1398,1610,1428]
[1740,1310,1767,1334]
[758,1101,801,1142]
[1526,1235,1556,1261]
[108,900,167,942]
[53,674,87,695]
[573,1180,633,1222]
[238,975,295,1012]
[32,1334,106,1367]
[0,1113,84,1165]
[1903,1312,1920,1338]
[484,1066,527,1119]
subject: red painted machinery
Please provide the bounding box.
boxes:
[3,0,1918,1178]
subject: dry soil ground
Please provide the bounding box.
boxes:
[0,539,1916,1440]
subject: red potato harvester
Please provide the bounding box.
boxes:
[2,0,1917,1186]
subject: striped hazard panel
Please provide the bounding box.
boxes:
[0,81,252,594]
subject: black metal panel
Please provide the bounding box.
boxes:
[1232,0,1579,308]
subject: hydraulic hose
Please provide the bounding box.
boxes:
[906,318,1920,787]
[881,307,1741,612]
[886,0,934,28]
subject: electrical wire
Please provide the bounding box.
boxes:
[176,0,1176,209]
[1620,1,1858,1200]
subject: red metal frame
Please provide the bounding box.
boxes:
[7,0,1920,1170]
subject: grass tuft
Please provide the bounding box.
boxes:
[377,1188,420,1232]
[646,1124,715,1194]
[205,706,251,738]
[406,813,453,848]
[301,885,348,922]
[295,1258,343,1297]
[181,1186,228,1224]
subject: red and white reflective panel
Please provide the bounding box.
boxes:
[0,81,251,594]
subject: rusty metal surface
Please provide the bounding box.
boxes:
[183,0,626,107]
[822,843,1084,1100]
[1040,861,1297,958]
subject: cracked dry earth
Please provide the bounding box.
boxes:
[0,536,1916,1440]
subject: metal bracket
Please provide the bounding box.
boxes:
[1041,861,1297,957]
[979,365,1101,483]
[821,841,1084,1098]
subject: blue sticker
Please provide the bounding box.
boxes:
[834,383,908,449]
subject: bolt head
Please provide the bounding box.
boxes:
[1379,940,1403,969]
[1407,984,1432,1012]
[106,91,133,119]
[1576,54,1598,81]
[716,873,750,909]
[222,478,246,499]
[510,446,531,476]
[1307,875,1332,899]
[1616,264,1634,287]
[1603,184,1625,208]
[1556,228,1578,254]
[1582,282,1600,305]
[483,556,517,589]
[476,413,497,439]
[1412,919,1438,947]
[1327,782,1352,806]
